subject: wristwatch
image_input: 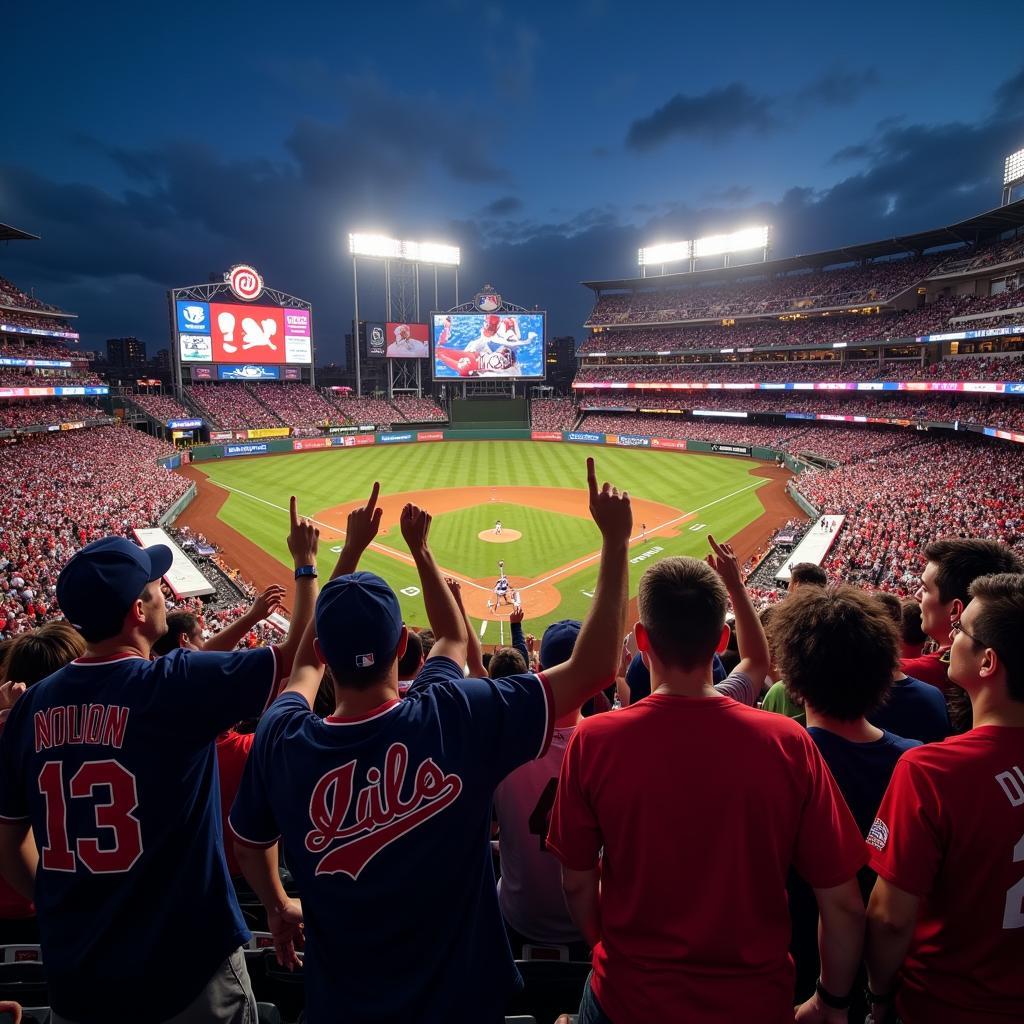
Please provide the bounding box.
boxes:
[815,978,853,1010]
[294,564,318,580]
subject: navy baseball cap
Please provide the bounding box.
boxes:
[540,619,581,669]
[57,536,173,639]
[315,572,403,675]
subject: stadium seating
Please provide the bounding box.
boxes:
[391,395,448,421]
[0,400,105,430]
[247,382,340,434]
[530,398,577,430]
[129,392,195,422]
[186,384,285,429]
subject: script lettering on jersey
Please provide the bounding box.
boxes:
[34,705,130,753]
[996,765,1024,807]
[306,742,462,879]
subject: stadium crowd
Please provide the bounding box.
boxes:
[390,395,448,421]
[530,398,578,430]
[0,452,1020,1024]
[129,391,196,423]
[0,339,85,361]
[248,383,339,436]
[586,257,946,325]
[187,384,285,430]
[329,395,396,427]
[0,399,106,430]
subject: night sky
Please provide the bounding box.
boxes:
[6,0,1024,363]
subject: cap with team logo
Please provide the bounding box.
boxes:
[56,536,173,639]
[315,572,404,675]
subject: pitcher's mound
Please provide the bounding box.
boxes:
[479,529,522,543]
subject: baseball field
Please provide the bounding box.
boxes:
[178,441,796,639]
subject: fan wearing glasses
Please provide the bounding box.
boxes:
[864,572,1024,1024]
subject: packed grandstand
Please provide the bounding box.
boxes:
[1,192,1024,1024]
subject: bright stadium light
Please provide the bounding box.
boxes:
[1004,148,1024,186]
[348,233,460,265]
[693,225,769,259]
[638,241,691,266]
[349,233,402,259]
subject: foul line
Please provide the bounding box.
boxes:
[208,482,493,593]
[207,477,763,596]
[520,479,763,592]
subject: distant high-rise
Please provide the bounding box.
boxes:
[106,337,147,367]
[547,335,577,394]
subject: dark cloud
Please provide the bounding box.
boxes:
[798,68,879,107]
[482,196,524,216]
[626,83,778,150]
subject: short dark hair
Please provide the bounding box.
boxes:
[789,562,827,588]
[396,630,423,679]
[638,557,728,671]
[923,539,1024,606]
[1,622,86,687]
[965,573,1024,703]
[771,584,899,721]
[152,611,200,657]
[900,598,927,645]
[874,591,902,628]
[489,647,527,677]
[417,629,435,660]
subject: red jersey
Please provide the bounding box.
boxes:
[216,730,255,877]
[548,692,865,1024]
[868,725,1024,1023]
[901,647,950,689]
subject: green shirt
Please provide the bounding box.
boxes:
[761,680,806,726]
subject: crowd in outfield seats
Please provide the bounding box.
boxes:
[390,395,448,421]
[530,398,578,430]
[0,338,84,360]
[130,391,195,422]
[248,383,340,435]
[187,383,285,430]
[329,394,396,427]
[1,447,1021,1024]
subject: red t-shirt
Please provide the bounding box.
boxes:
[217,730,255,877]
[548,693,866,1024]
[868,725,1024,1023]
[901,647,950,690]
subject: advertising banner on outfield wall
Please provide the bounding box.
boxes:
[417,431,444,442]
[651,437,687,450]
[711,443,751,456]
[379,432,414,444]
[245,427,291,439]
[531,431,563,441]
[332,434,375,447]
[293,437,331,451]
[605,434,650,448]
[566,432,603,444]
[210,430,234,442]
[225,443,269,457]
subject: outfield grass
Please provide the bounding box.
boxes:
[193,441,771,633]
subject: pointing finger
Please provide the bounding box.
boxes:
[289,495,299,528]
[366,481,380,514]
[586,457,598,500]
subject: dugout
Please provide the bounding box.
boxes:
[450,398,529,430]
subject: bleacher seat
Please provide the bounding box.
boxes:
[0,961,48,1007]
[245,949,305,1023]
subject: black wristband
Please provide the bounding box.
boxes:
[294,564,318,580]
[865,985,897,1004]
[815,978,853,1010]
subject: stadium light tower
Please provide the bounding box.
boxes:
[1002,148,1024,206]
[637,225,770,275]
[348,233,461,396]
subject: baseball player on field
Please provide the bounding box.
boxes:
[228,461,631,1023]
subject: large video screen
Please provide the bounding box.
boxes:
[386,322,429,359]
[431,312,545,379]
[176,299,312,365]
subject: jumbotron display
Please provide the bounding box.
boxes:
[176,299,313,365]
[431,312,545,378]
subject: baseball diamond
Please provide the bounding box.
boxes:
[177,440,794,635]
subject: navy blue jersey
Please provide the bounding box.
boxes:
[230,656,554,1024]
[0,646,280,1023]
[868,674,951,745]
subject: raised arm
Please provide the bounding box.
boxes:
[202,584,285,653]
[402,504,468,666]
[541,458,631,718]
[447,577,486,677]
[509,605,529,665]
[273,497,320,679]
[706,535,770,691]
[284,483,383,707]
